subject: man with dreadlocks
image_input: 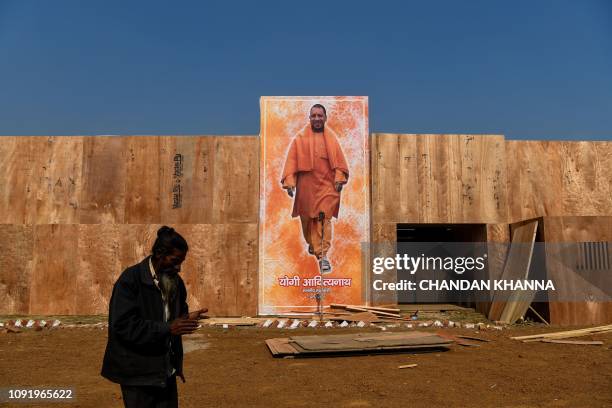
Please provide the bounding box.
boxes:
[102,226,207,408]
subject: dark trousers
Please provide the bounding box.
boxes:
[120,376,178,408]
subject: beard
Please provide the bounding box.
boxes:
[158,271,178,304]
[311,123,324,133]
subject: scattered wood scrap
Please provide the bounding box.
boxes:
[399,304,474,313]
[331,304,401,314]
[541,339,603,345]
[328,312,382,323]
[202,318,266,326]
[455,335,491,343]
[435,332,481,347]
[398,364,418,369]
[266,331,453,357]
[510,325,612,343]
[330,304,410,321]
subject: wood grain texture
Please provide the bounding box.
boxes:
[211,137,259,224]
[0,224,34,314]
[488,220,538,321]
[474,224,511,316]
[80,136,126,224]
[506,141,612,222]
[29,224,79,314]
[125,136,161,224]
[119,223,161,270]
[562,142,612,216]
[0,137,29,224]
[370,223,397,306]
[159,137,215,224]
[506,141,564,223]
[179,224,258,316]
[544,216,612,326]
[24,137,83,224]
[372,134,507,224]
[77,224,122,314]
[372,134,401,223]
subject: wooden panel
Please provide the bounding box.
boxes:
[0,137,30,224]
[160,137,215,224]
[79,136,126,223]
[211,137,259,224]
[506,141,564,222]
[474,224,511,316]
[370,223,397,306]
[25,137,84,224]
[125,136,161,224]
[543,216,612,243]
[29,224,79,314]
[398,136,419,221]
[562,142,612,216]
[77,224,122,314]
[372,134,507,224]
[372,134,400,223]
[0,224,34,314]
[488,220,538,321]
[544,216,612,326]
[119,224,161,270]
[480,135,508,222]
[418,135,451,223]
[180,224,258,316]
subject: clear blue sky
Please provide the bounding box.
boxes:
[0,0,610,140]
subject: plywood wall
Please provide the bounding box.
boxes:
[372,136,612,225]
[0,135,259,316]
[542,216,612,326]
[1,134,610,316]
[506,141,612,222]
[372,134,508,224]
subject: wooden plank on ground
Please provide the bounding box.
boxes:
[541,339,603,345]
[511,325,612,341]
[289,332,451,352]
[328,312,381,323]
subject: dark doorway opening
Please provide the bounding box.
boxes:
[396,224,487,305]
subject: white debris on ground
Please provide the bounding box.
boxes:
[0,315,505,333]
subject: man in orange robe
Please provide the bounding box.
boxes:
[281,104,349,274]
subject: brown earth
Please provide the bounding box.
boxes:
[0,325,611,408]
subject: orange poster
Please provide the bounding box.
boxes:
[259,96,369,314]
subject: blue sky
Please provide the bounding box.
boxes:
[0,0,610,140]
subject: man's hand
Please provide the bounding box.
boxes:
[187,308,208,320]
[169,317,199,336]
[335,183,343,192]
[286,187,295,197]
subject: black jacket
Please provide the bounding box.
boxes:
[101,256,188,386]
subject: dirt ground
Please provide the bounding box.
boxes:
[0,325,611,408]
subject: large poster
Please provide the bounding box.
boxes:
[259,96,369,314]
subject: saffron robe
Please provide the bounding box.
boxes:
[281,125,349,219]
